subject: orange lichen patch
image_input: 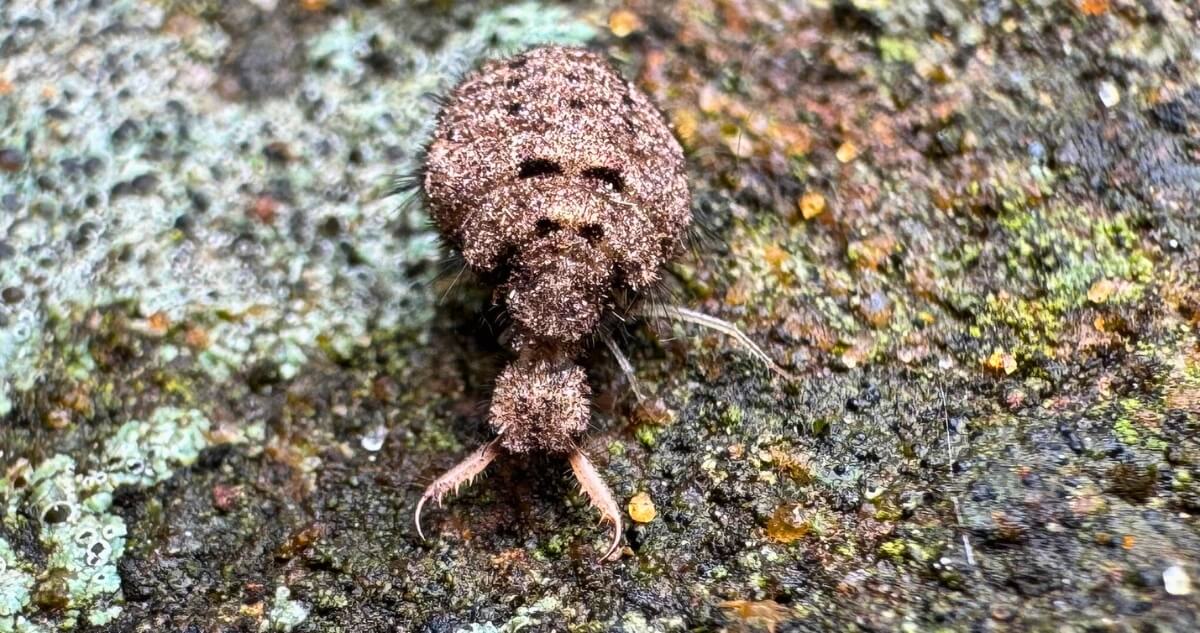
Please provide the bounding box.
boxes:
[672,108,700,147]
[839,338,873,369]
[251,195,280,224]
[782,308,836,351]
[147,310,170,335]
[766,504,810,543]
[60,384,94,418]
[869,113,899,148]
[276,523,323,559]
[769,447,813,484]
[724,277,752,306]
[489,549,529,577]
[299,0,328,11]
[1087,278,1117,304]
[634,398,677,425]
[184,325,210,350]
[627,492,657,523]
[835,141,859,163]
[984,350,1018,375]
[1079,0,1109,16]
[858,291,893,328]
[771,121,813,157]
[846,235,896,271]
[717,0,750,34]
[991,511,1025,542]
[719,599,791,633]
[799,190,826,219]
[763,244,788,270]
[0,77,13,95]
[1131,409,1163,432]
[1122,534,1136,550]
[608,9,642,37]
[1163,282,1200,325]
[45,410,71,430]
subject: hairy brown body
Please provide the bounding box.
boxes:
[416,46,692,560]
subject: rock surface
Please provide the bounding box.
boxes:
[1,0,1199,631]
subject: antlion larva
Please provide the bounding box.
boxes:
[414,45,789,561]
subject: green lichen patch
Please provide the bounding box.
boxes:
[0,406,242,630]
[0,538,37,633]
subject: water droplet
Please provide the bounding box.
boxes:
[1164,564,1192,595]
[1098,81,1120,108]
[360,425,387,452]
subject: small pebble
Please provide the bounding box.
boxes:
[627,492,656,523]
[608,9,642,37]
[1098,81,1120,108]
[1164,564,1192,595]
[799,191,826,219]
[836,141,859,163]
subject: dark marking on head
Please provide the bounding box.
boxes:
[423,46,690,348]
[582,166,624,192]
[518,159,563,179]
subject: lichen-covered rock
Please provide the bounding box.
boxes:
[1,0,1199,631]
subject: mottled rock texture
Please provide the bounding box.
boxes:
[1,0,1199,631]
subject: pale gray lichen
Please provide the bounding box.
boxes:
[1,0,603,629]
[266,586,309,632]
[455,596,561,633]
[0,406,238,629]
[0,0,594,414]
[0,538,37,633]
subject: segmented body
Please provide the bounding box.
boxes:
[417,46,692,560]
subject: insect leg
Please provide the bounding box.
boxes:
[600,331,646,405]
[415,438,504,540]
[639,304,796,381]
[567,449,623,562]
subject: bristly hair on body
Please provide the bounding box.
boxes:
[402,45,795,563]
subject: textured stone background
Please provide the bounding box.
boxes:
[1,0,1199,631]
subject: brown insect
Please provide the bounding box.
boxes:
[414,46,789,561]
